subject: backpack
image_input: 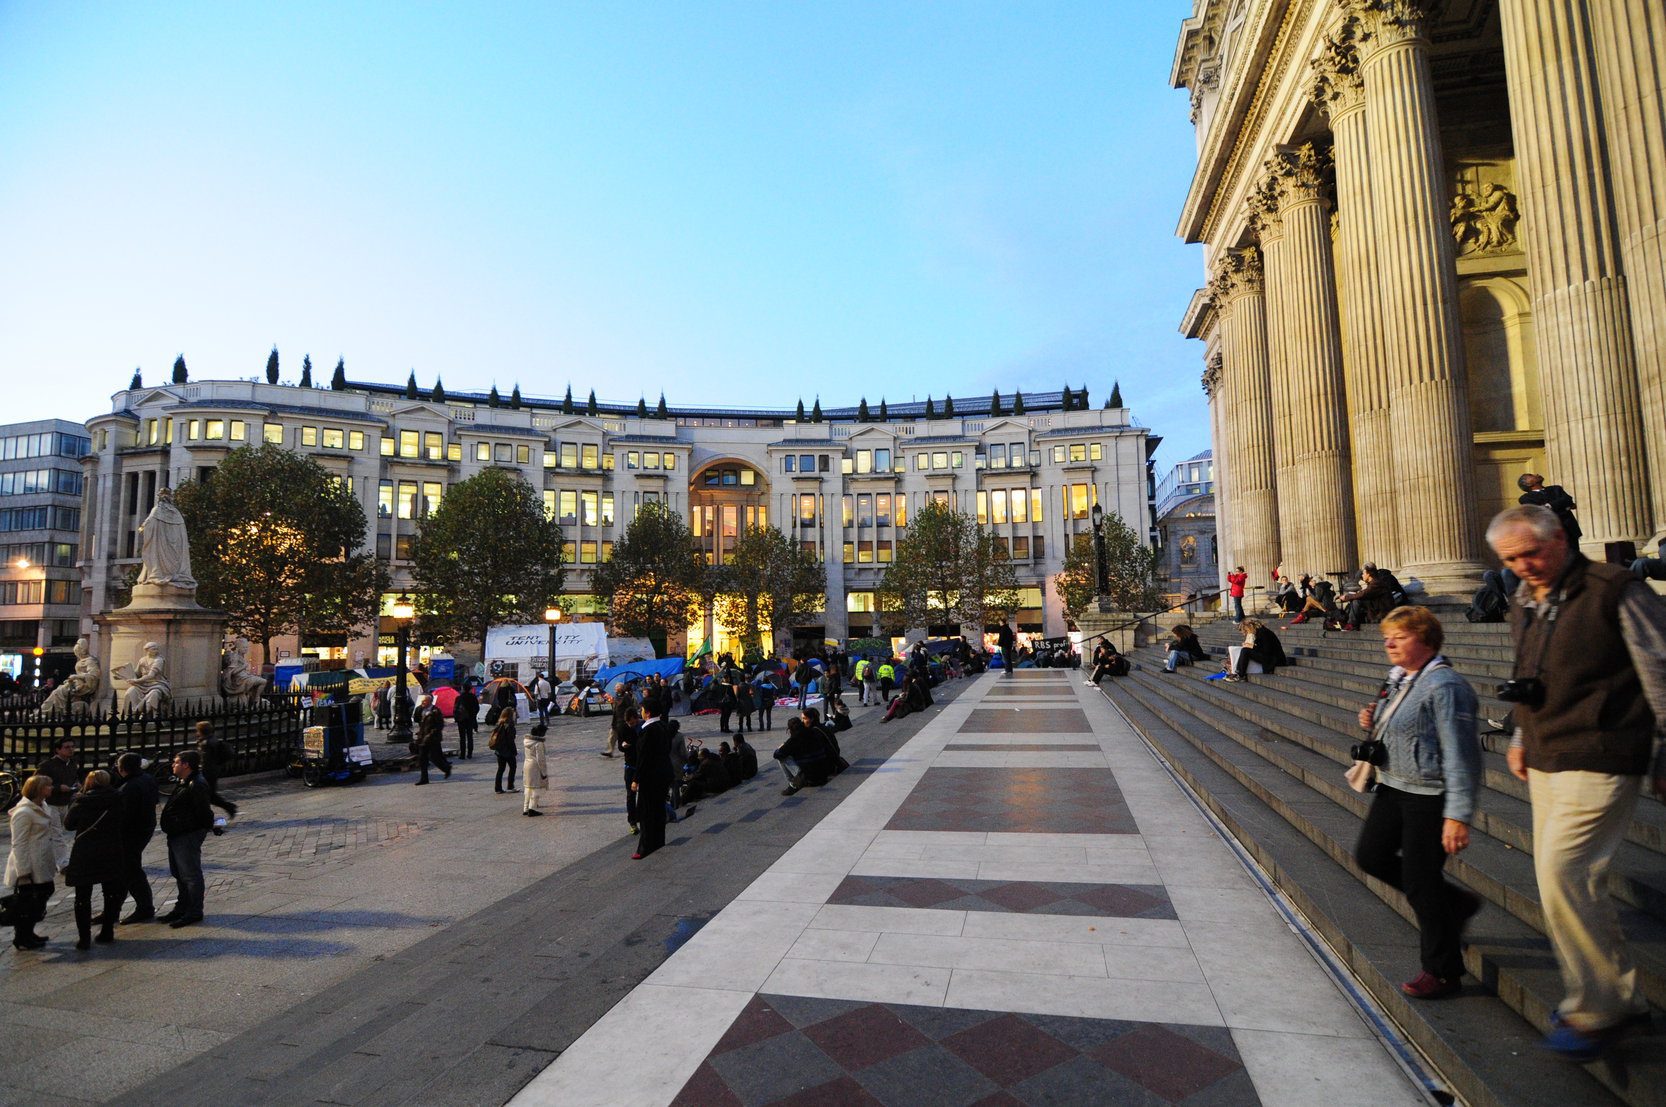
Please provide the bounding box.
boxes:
[1466,584,1509,623]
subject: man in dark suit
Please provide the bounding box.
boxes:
[114,753,159,924]
[631,690,676,860]
[1518,473,1582,544]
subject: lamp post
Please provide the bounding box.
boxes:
[390,593,415,745]
[1090,503,1110,603]
[544,607,563,722]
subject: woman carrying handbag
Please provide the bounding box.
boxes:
[6,775,57,950]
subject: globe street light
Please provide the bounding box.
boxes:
[1090,503,1110,601]
[544,606,563,718]
[390,593,416,745]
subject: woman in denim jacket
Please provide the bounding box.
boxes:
[1353,606,1483,1000]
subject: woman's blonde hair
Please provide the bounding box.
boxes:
[81,769,111,791]
[1381,606,1444,653]
[21,774,52,803]
[1240,618,1264,634]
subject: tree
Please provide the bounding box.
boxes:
[266,347,279,385]
[300,355,313,388]
[811,398,823,421]
[879,501,1018,632]
[924,396,936,418]
[405,371,419,399]
[878,399,888,420]
[586,389,598,415]
[637,397,649,417]
[1109,380,1123,407]
[943,396,955,418]
[1060,381,1072,410]
[796,399,806,421]
[510,385,522,409]
[857,398,870,422]
[591,503,707,655]
[656,393,669,418]
[488,385,501,408]
[713,525,823,654]
[990,389,1002,417]
[1012,392,1025,416]
[130,368,142,390]
[172,355,188,384]
[431,378,446,403]
[332,358,347,390]
[1055,513,1160,621]
[562,386,574,414]
[173,443,383,662]
[409,468,566,648]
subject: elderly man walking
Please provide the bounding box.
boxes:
[1488,504,1666,1061]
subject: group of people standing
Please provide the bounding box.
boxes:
[8,728,236,951]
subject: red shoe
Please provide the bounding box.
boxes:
[1401,972,1460,1000]
[1343,623,1359,632]
[1290,614,1308,624]
[631,853,644,860]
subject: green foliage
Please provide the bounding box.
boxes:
[431,378,446,403]
[299,354,313,388]
[172,355,188,384]
[811,398,822,421]
[637,397,649,417]
[943,395,955,417]
[129,368,142,390]
[332,358,347,390]
[173,443,383,661]
[878,399,887,420]
[656,393,669,418]
[562,385,574,414]
[1060,381,1072,410]
[879,501,1018,632]
[409,468,567,647]
[989,390,1002,417]
[1055,513,1160,619]
[488,385,500,408]
[510,385,522,408]
[924,396,936,419]
[265,347,279,385]
[405,371,419,399]
[857,398,870,422]
[1109,380,1123,407]
[712,525,824,654]
[591,503,708,645]
[795,399,806,421]
[1011,392,1024,415]
[586,389,598,415]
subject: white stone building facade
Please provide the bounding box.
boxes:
[80,378,1152,664]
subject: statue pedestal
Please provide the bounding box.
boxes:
[95,589,226,708]
[1074,609,1157,655]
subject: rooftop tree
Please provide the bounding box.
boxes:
[266,347,280,385]
[172,355,188,384]
[299,355,313,388]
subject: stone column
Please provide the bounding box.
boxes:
[1498,0,1652,549]
[1344,0,1483,594]
[1313,30,1400,569]
[1587,0,1666,544]
[1202,351,1231,594]
[1266,143,1358,578]
[1215,247,1281,579]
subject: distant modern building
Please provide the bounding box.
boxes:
[81,376,1156,667]
[1152,449,1216,604]
[0,419,91,685]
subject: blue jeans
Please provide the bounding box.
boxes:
[167,829,208,917]
[1232,596,1244,620]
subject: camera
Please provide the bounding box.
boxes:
[1350,738,1388,766]
[1496,678,1546,708]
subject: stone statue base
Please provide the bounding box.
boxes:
[95,600,226,708]
[1073,610,1159,655]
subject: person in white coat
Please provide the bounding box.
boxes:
[522,723,549,816]
[7,775,57,949]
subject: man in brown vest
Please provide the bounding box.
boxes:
[1488,504,1666,1061]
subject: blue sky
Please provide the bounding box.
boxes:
[0,1,1209,468]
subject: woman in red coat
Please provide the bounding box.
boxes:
[1227,566,1249,622]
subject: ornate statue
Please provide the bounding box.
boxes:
[38,636,102,717]
[136,487,196,588]
[1451,181,1519,255]
[221,636,267,707]
[115,641,171,714]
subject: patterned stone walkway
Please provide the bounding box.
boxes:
[513,671,1427,1106]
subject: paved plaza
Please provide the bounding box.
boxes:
[1,674,1432,1105]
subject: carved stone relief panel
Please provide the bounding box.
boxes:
[1449,158,1520,256]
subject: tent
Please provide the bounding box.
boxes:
[594,657,685,686]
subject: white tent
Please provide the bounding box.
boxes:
[485,622,609,678]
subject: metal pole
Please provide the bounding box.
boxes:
[1093,520,1109,597]
[391,623,412,744]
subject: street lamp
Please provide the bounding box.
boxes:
[1090,503,1110,602]
[390,593,416,745]
[544,607,563,722]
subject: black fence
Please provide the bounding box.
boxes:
[0,692,307,780]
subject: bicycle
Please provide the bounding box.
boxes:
[0,767,20,812]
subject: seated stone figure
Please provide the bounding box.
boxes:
[39,636,102,717]
[115,642,170,714]
[221,637,267,707]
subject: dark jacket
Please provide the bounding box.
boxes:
[118,769,160,848]
[417,706,445,751]
[453,691,480,731]
[64,786,126,887]
[685,754,731,796]
[160,773,215,837]
[774,725,830,784]
[1520,485,1582,541]
[1170,633,1209,662]
[734,738,759,780]
[1248,627,1287,671]
[1511,554,1655,774]
[633,719,676,795]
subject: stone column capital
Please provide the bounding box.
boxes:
[1213,246,1264,301]
[1202,353,1224,398]
[1336,0,1429,59]
[1310,32,1365,119]
[1271,143,1334,207]
[1246,174,1283,238]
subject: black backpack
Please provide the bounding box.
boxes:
[1466,584,1508,623]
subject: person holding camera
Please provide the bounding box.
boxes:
[1488,504,1666,1060]
[1351,606,1482,1001]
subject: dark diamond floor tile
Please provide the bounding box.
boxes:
[884,768,1136,834]
[669,1062,745,1107]
[710,997,799,1052]
[775,1075,887,1107]
[853,1037,1000,1105]
[941,1012,1078,1085]
[1008,1053,1163,1106]
[1092,1024,1247,1102]
[709,1025,847,1104]
[800,1004,932,1071]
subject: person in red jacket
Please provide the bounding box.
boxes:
[1227,567,1249,622]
